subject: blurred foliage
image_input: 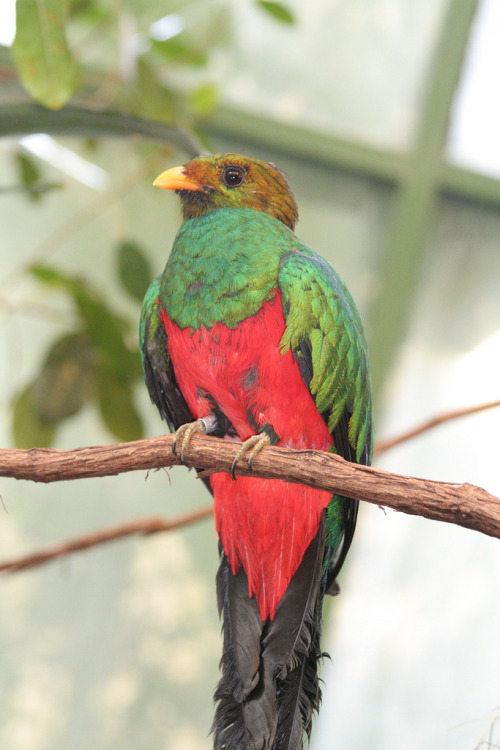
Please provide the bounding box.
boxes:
[117,240,152,303]
[14,150,64,200]
[3,0,295,446]
[12,255,148,447]
[9,0,294,113]
[256,1,295,25]
[12,0,78,109]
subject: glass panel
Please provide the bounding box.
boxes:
[213,0,448,150]
[447,0,500,178]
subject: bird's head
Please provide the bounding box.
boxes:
[153,153,298,230]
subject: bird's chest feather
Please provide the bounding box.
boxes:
[160,291,329,448]
[159,208,288,330]
[160,292,333,619]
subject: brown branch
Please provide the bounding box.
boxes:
[0,508,213,573]
[374,399,500,456]
[1,433,499,539]
[2,400,499,574]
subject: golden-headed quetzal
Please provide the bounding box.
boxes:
[140,154,373,750]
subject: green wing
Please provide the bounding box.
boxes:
[278,247,372,462]
[140,276,194,432]
[278,247,373,586]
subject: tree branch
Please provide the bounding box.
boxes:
[1,433,499,539]
[0,509,213,573]
[374,399,500,455]
[0,104,203,157]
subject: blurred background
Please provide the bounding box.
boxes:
[0,0,499,748]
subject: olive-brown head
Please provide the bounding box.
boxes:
[154,153,298,230]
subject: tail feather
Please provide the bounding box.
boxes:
[269,517,325,750]
[213,639,278,750]
[213,516,327,750]
[273,603,323,750]
[263,517,325,677]
[214,553,277,749]
[216,557,263,700]
[242,660,278,749]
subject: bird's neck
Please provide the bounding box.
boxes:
[160,208,294,330]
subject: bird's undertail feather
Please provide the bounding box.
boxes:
[272,609,323,750]
[213,515,326,750]
[213,554,277,749]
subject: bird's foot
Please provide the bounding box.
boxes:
[172,415,217,463]
[230,432,271,480]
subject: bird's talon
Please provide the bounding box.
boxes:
[172,419,207,463]
[230,433,271,479]
[229,456,239,481]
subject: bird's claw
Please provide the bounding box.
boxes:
[172,419,207,463]
[230,433,271,480]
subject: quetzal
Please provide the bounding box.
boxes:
[140,153,373,750]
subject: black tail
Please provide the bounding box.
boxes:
[213,516,327,750]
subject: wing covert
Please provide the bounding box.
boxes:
[278,248,373,464]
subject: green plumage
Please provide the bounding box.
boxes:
[159,208,292,329]
[278,248,372,462]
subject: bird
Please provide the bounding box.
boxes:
[140,153,373,750]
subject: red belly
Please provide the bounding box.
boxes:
[161,292,332,619]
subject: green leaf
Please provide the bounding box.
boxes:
[16,151,41,187]
[255,1,295,24]
[14,151,62,201]
[69,0,110,22]
[15,151,42,202]
[97,377,143,442]
[32,332,96,423]
[30,263,129,343]
[30,264,63,284]
[151,38,208,67]
[117,241,152,303]
[12,0,78,109]
[12,386,56,448]
[30,264,141,383]
[126,58,177,123]
[189,83,219,118]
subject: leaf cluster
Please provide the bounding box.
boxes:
[3,0,295,447]
[9,0,295,114]
[12,243,151,448]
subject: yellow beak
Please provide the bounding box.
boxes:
[153,165,204,192]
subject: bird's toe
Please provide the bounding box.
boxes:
[172,419,207,463]
[230,433,271,479]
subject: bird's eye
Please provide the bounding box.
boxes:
[222,165,246,188]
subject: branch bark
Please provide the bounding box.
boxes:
[1,433,499,539]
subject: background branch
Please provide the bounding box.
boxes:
[0,104,203,157]
[0,509,213,573]
[373,398,500,455]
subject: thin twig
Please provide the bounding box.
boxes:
[0,508,213,573]
[374,399,500,456]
